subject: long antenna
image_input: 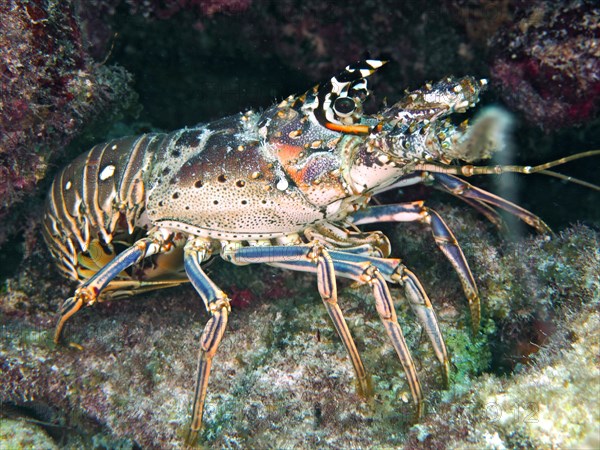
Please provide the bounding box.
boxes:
[415,150,600,191]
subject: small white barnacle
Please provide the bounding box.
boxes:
[64,180,72,191]
[99,165,116,181]
[378,154,390,164]
[111,144,117,150]
[276,177,289,191]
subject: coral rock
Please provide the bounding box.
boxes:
[489,0,600,129]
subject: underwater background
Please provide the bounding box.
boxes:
[1,0,599,448]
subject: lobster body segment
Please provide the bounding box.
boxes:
[145,114,330,240]
[43,60,583,445]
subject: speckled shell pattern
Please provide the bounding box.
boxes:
[42,103,364,282]
[144,112,336,240]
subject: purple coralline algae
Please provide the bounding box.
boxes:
[489,0,600,129]
[0,0,134,241]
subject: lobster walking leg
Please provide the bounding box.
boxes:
[397,268,450,386]
[328,252,449,385]
[54,229,175,343]
[449,195,507,231]
[231,245,425,418]
[230,244,371,397]
[369,265,424,417]
[310,245,371,397]
[351,202,480,331]
[334,261,424,418]
[430,172,551,233]
[183,239,230,447]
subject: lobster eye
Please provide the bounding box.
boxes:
[333,97,356,117]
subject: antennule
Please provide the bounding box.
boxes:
[415,149,600,191]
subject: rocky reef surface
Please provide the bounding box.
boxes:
[0,1,137,238]
[1,0,599,448]
[2,221,598,448]
[489,0,600,130]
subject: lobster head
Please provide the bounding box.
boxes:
[279,60,513,196]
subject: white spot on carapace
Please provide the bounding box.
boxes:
[276,177,289,191]
[111,144,117,150]
[99,165,116,181]
[64,181,72,190]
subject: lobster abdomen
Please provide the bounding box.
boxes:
[42,133,164,281]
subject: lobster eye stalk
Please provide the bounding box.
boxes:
[415,149,600,191]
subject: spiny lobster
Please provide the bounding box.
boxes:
[43,60,599,445]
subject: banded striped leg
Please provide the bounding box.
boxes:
[351,202,480,332]
[334,261,424,418]
[272,254,448,389]
[450,195,507,232]
[230,244,370,398]
[309,245,371,397]
[328,252,449,387]
[430,172,551,234]
[54,229,174,344]
[399,268,450,386]
[184,239,230,447]
[232,245,424,418]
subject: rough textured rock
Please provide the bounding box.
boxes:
[0,0,136,232]
[2,222,598,448]
[0,417,58,449]
[1,1,599,448]
[489,0,600,129]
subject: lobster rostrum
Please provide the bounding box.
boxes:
[43,60,599,445]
